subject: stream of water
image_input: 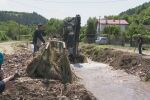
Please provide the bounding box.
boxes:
[72,61,150,100]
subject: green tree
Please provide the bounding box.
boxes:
[0,11,48,25]
[104,15,119,20]
[86,17,97,43]
[79,26,86,42]
[45,18,63,37]
[0,21,33,40]
[103,25,120,38]
[126,22,145,46]
[6,21,19,40]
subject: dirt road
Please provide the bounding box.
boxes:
[0,41,29,54]
[0,41,16,54]
[73,61,150,100]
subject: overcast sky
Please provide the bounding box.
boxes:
[0,0,149,25]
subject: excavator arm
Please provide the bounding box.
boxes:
[63,15,81,62]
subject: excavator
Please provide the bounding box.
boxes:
[26,15,85,83]
[62,15,83,63]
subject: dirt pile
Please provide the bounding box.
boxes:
[0,77,96,100]
[81,44,150,81]
[0,47,96,100]
[3,48,32,77]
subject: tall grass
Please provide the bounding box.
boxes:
[0,31,9,41]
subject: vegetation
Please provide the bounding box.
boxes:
[120,2,150,25]
[0,11,48,25]
[1,1,150,45]
[45,18,63,37]
[119,1,150,46]
[103,25,120,38]
[85,17,97,43]
[0,11,49,41]
[79,26,86,42]
[101,1,150,46]
[0,31,9,41]
[0,21,33,41]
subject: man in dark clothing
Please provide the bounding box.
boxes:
[33,24,45,52]
[138,35,143,54]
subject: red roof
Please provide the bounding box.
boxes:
[98,19,129,25]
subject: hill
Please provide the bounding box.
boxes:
[0,11,48,25]
[120,2,150,16]
[120,2,150,25]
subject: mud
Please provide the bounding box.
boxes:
[81,44,150,81]
[0,48,96,100]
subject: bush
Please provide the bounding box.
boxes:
[0,31,9,41]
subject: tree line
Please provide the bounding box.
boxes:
[1,1,150,47]
[80,1,150,46]
[0,11,48,25]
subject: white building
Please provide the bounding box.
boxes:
[97,19,129,35]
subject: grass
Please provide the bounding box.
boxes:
[80,42,150,53]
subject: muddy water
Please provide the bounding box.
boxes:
[72,61,150,100]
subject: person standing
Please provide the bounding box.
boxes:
[138,35,143,54]
[33,24,45,52]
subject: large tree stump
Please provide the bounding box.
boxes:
[26,41,76,83]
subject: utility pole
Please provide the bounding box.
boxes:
[99,16,101,36]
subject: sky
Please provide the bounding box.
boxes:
[0,0,150,25]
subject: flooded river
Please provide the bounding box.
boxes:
[72,61,150,100]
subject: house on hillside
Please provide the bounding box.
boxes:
[97,19,129,35]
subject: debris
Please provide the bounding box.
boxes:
[26,41,76,84]
[81,44,150,81]
[0,44,96,100]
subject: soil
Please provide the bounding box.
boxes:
[81,44,150,81]
[0,46,96,100]
[0,42,15,54]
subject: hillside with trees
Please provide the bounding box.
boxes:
[1,1,150,45]
[120,1,150,25]
[118,1,150,46]
[0,11,48,25]
[101,1,150,46]
[0,11,49,41]
[120,2,150,16]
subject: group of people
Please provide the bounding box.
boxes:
[0,24,46,93]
